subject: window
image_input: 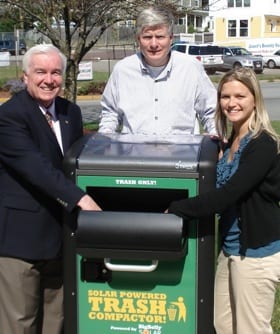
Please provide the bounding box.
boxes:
[196,16,202,29]
[172,44,186,53]
[199,46,223,55]
[178,17,186,25]
[228,20,237,37]
[270,20,276,32]
[223,48,231,55]
[188,45,200,55]
[240,20,248,36]
[228,20,248,37]
[228,0,251,7]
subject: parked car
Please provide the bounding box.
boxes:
[0,39,27,55]
[262,49,280,69]
[218,46,264,74]
[171,42,224,75]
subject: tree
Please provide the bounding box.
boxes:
[0,14,17,32]
[0,0,179,102]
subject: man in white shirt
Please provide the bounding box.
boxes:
[98,5,217,136]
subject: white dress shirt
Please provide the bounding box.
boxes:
[98,50,217,136]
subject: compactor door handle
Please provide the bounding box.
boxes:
[104,258,158,272]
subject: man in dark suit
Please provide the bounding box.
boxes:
[0,44,101,334]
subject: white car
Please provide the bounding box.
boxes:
[262,49,280,69]
[171,42,224,75]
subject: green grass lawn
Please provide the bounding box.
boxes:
[273,286,280,333]
[272,121,280,134]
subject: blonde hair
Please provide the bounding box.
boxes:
[215,68,280,152]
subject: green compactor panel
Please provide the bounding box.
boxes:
[63,133,218,334]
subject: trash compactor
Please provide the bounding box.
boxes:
[63,133,218,334]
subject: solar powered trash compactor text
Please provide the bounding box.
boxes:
[63,134,218,334]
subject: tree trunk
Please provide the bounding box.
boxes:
[64,58,78,103]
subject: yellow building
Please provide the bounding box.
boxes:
[209,0,280,54]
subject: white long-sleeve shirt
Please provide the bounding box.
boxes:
[98,50,217,135]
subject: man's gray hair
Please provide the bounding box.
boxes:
[22,44,67,74]
[136,6,174,36]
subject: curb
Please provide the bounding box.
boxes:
[77,95,101,101]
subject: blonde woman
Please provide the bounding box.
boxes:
[167,68,280,334]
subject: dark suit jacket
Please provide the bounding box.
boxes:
[0,90,86,260]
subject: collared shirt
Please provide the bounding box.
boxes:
[40,103,63,153]
[98,50,217,136]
